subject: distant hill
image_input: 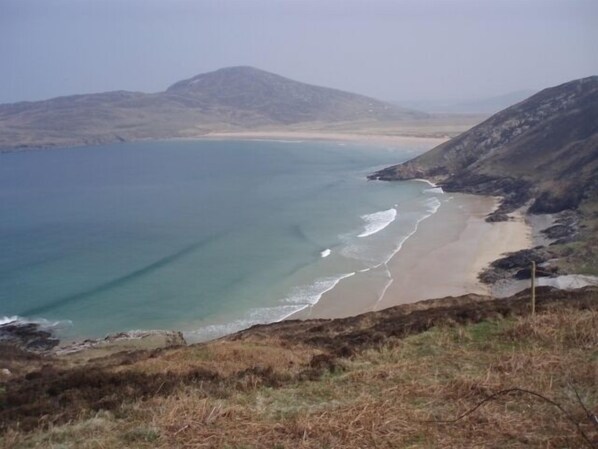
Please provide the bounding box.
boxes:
[371,76,598,216]
[397,90,537,114]
[0,66,425,150]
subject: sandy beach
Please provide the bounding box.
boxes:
[201,130,449,148]
[291,192,532,320]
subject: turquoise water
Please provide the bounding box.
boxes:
[0,139,440,341]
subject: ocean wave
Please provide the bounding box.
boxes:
[186,272,357,342]
[0,316,18,325]
[424,197,442,214]
[184,304,307,342]
[342,198,443,266]
[320,248,331,258]
[412,178,444,194]
[358,208,397,238]
[412,178,437,187]
[0,315,72,330]
[284,272,356,306]
[366,197,443,269]
[424,187,444,194]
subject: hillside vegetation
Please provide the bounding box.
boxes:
[370,76,598,274]
[0,67,426,150]
[1,287,596,448]
[370,76,598,216]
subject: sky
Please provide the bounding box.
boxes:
[0,0,597,104]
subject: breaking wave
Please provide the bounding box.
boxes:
[358,208,397,238]
[0,315,72,330]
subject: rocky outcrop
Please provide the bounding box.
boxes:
[54,330,187,358]
[541,210,580,245]
[0,319,186,358]
[0,321,59,352]
[369,76,598,220]
[478,248,556,284]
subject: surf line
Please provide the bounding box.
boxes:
[358,208,397,238]
[372,197,442,309]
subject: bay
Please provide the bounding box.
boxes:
[0,139,436,341]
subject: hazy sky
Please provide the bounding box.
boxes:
[1,0,596,104]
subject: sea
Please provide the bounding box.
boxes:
[0,139,445,342]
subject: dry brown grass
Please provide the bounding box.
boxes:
[114,339,320,378]
[2,304,596,449]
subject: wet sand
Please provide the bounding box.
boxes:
[291,193,532,320]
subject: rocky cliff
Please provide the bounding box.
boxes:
[369,76,598,218]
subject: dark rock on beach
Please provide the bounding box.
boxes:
[54,330,187,358]
[541,210,580,245]
[0,321,59,352]
[478,247,554,284]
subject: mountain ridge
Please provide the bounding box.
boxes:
[0,66,425,150]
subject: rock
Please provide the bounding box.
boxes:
[491,248,549,270]
[0,321,59,352]
[540,210,580,245]
[55,330,186,358]
[486,213,510,222]
[479,248,554,284]
[529,191,583,214]
[542,224,572,239]
[514,265,558,280]
[368,76,598,220]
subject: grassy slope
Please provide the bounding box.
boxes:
[1,288,596,448]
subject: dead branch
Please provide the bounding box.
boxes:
[422,387,596,448]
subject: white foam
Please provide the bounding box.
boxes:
[0,316,18,325]
[185,272,357,342]
[285,272,356,306]
[320,248,331,258]
[373,197,442,269]
[412,178,437,187]
[373,266,394,310]
[424,197,442,214]
[185,304,307,343]
[424,187,444,194]
[0,315,72,330]
[358,208,397,238]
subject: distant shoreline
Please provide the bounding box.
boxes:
[0,131,451,154]
[198,130,450,148]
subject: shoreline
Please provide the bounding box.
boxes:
[289,192,533,320]
[3,190,534,355]
[196,130,449,148]
[0,137,539,353]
